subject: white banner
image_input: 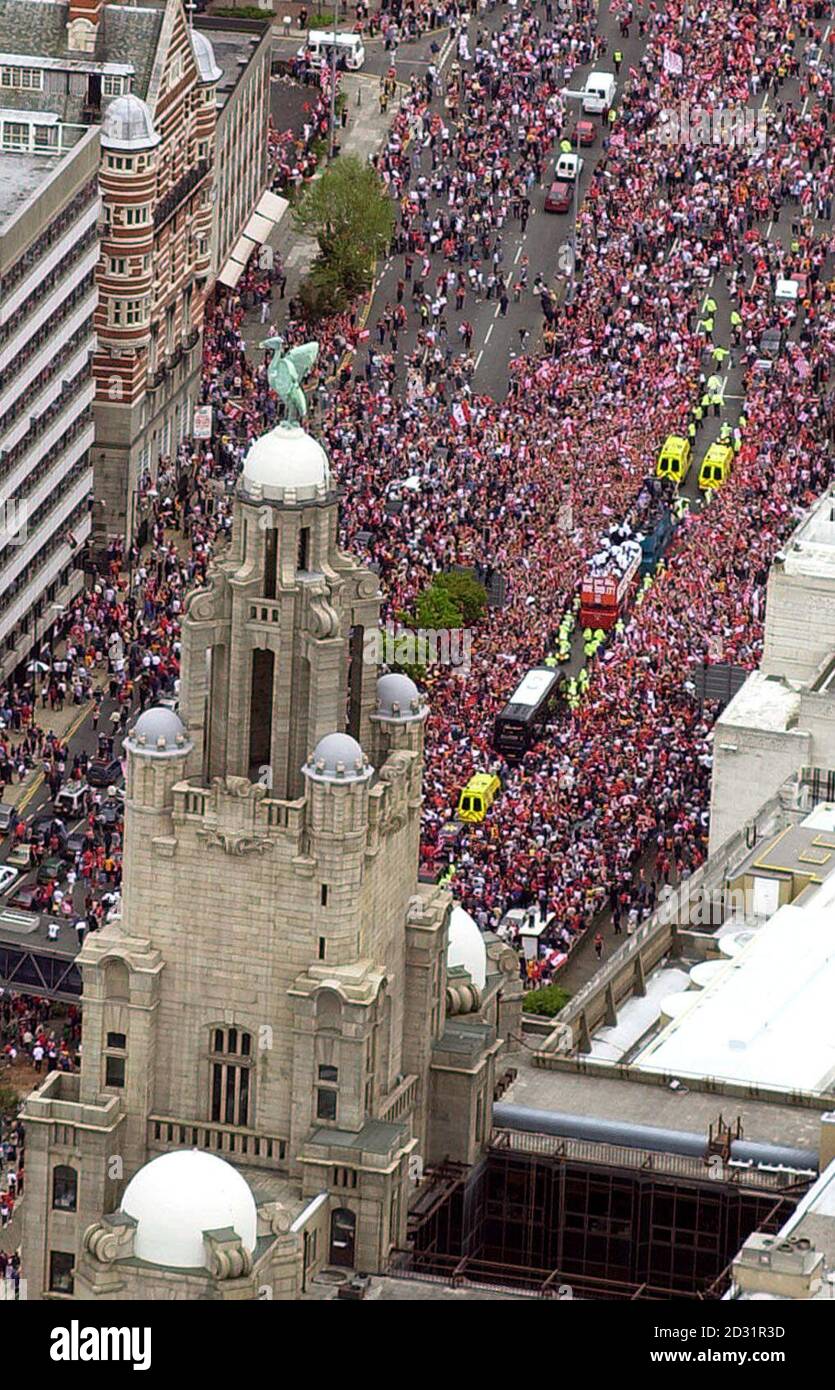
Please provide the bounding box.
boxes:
[193,405,213,440]
[663,46,683,75]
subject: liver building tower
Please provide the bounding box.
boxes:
[20,407,521,1300]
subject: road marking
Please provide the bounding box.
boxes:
[484,323,494,344]
[514,245,523,264]
[475,349,484,369]
[16,701,95,816]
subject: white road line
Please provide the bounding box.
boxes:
[475,349,484,369]
[484,323,494,344]
[514,245,523,264]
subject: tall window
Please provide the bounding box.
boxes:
[49,1251,74,1294]
[316,1065,338,1122]
[209,1028,253,1127]
[102,73,125,96]
[52,1165,78,1212]
[103,1030,126,1089]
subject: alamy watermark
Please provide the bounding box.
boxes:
[654,103,768,150]
[363,622,472,675]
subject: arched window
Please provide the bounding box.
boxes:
[103,958,129,1001]
[209,1027,253,1127]
[52,1165,78,1212]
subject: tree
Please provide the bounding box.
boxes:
[414,584,464,632]
[521,984,571,1017]
[434,571,488,625]
[294,157,394,316]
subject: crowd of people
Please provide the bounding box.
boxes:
[0,0,832,1008]
[173,0,835,972]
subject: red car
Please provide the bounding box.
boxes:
[544,180,573,213]
[573,118,596,145]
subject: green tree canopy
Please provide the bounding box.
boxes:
[415,584,464,632]
[295,156,394,316]
[434,571,488,625]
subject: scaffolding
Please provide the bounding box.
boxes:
[392,1130,809,1300]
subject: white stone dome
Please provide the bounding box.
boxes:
[447,905,487,989]
[241,424,330,505]
[191,29,222,84]
[100,94,161,151]
[121,1150,257,1269]
[374,673,425,723]
[124,705,192,758]
[303,732,373,783]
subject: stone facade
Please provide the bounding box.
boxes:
[21,422,522,1300]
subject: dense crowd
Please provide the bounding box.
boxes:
[179,0,835,964]
[1,0,832,993]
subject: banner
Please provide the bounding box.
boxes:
[663,46,683,75]
[193,405,213,440]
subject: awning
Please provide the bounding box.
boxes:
[217,190,289,289]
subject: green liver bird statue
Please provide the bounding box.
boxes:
[261,336,320,424]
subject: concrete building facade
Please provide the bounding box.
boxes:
[194,15,271,283]
[0,0,260,545]
[20,416,522,1300]
[709,487,835,854]
[0,121,100,684]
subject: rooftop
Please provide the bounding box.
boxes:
[775,1160,835,1291]
[504,1050,824,1155]
[632,871,835,1094]
[194,16,268,112]
[778,487,835,579]
[716,669,802,731]
[0,1,164,121]
[0,150,61,232]
[303,1271,528,1301]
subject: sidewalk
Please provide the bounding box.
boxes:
[239,71,393,353]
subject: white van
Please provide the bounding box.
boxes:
[555,151,584,181]
[582,71,617,113]
[298,31,366,71]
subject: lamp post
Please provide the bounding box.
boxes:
[320,38,339,161]
[560,88,587,307]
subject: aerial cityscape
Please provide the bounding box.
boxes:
[0,0,832,1344]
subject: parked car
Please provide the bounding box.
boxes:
[544,180,573,213]
[87,757,124,788]
[0,803,16,838]
[572,118,596,145]
[8,882,40,912]
[64,829,90,861]
[36,855,68,886]
[0,865,19,896]
[30,812,68,846]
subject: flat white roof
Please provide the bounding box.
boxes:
[780,489,835,579]
[507,667,558,708]
[716,669,801,733]
[802,803,835,833]
[634,876,835,1093]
